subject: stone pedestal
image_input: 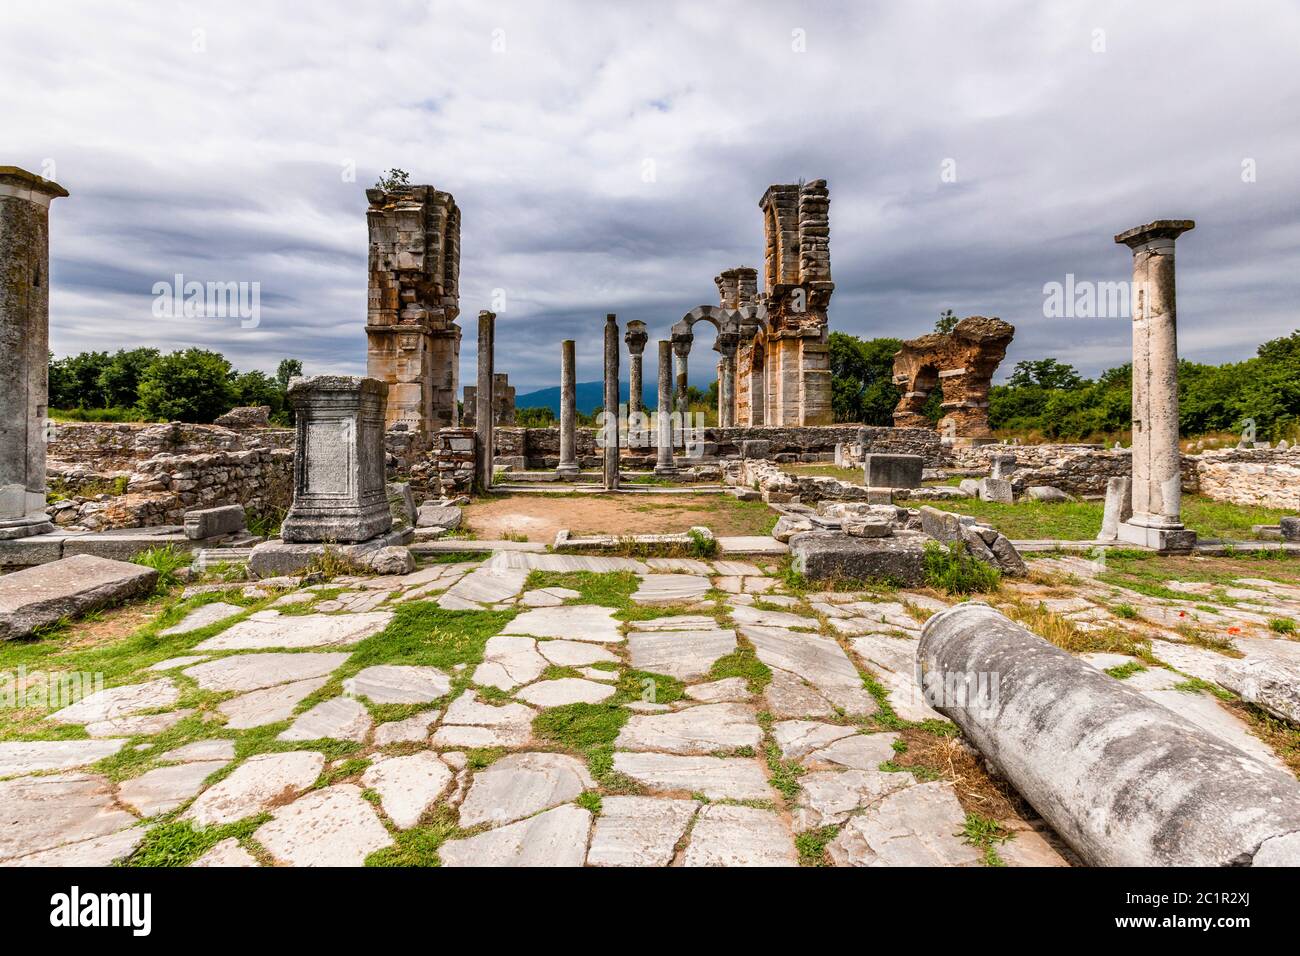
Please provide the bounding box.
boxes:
[557,339,579,478]
[654,340,676,475]
[281,376,392,543]
[475,311,495,492]
[1114,219,1195,552]
[602,314,620,491]
[0,167,67,540]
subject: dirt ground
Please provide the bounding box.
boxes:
[461,492,776,542]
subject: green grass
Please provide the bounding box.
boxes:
[1269,618,1297,635]
[960,813,1012,867]
[1104,661,1147,680]
[795,825,839,866]
[1097,550,1300,602]
[131,545,193,593]
[922,541,1001,595]
[891,494,1293,543]
[707,642,772,693]
[124,816,267,867]
[365,806,466,867]
[532,702,630,785]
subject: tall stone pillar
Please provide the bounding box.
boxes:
[1115,219,1196,552]
[0,167,67,540]
[716,332,738,429]
[655,340,676,475]
[557,339,579,478]
[281,376,392,543]
[624,320,648,443]
[603,314,621,491]
[673,339,691,415]
[475,310,495,492]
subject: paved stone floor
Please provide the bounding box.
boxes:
[1,549,1296,867]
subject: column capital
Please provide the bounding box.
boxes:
[624,319,648,354]
[0,166,68,204]
[1114,219,1195,249]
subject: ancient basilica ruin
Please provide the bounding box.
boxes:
[3,161,1300,872]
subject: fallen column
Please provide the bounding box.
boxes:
[916,602,1300,866]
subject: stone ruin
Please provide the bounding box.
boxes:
[671,179,834,430]
[892,315,1014,445]
[365,182,461,436]
[462,372,515,426]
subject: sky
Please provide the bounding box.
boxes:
[4,0,1299,394]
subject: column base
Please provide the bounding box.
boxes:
[555,464,581,479]
[0,513,57,540]
[1116,520,1197,553]
[654,463,679,476]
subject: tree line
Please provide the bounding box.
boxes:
[49,348,303,424]
[829,326,1300,442]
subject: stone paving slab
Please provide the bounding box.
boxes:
[630,614,718,631]
[537,639,619,667]
[793,768,913,831]
[848,634,941,723]
[685,677,752,703]
[627,628,736,680]
[432,692,536,748]
[504,605,622,643]
[147,655,209,672]
[194,610,391,650]
[437,567,529,608]
[6,826,144,867]
[184,653,350,692]
[473,635,547,690]
[516,677,615,706]
[631,574,710,605]
[488,552,648,574]
[827,781,982,867]
[118,760,227,816]
[278,697,372,742]
[611,752,772,800]
[84,708,194,738]
[47,678,179,725]
[162,739,236,763]
[730,604,819,630]
[588,796,698,867]
[192,837,259,867]
[373,711,440,746]
[806,732,900,770]
[0,739,125,777]
[440,804,591,867]
[771,721,857,760]
[160,602,244,636]
[0,773,137,861]
[254,784,392,866]
[742,624,877,716]
[343,664,451,704]
[361,752,453,828]
[616,702,761,754]
[184,751,325,828]
[218,677,330,729]
[458,752,594,828]
[682,804,797,867]
[763,669,837,719]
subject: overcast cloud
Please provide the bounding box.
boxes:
[3,0,1298,393]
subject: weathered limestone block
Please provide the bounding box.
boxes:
[0,554,158,641]
[281,376,392,543]
[976,477,1013,503]
[1282,516,1300,543]
[892,316,1014,443]
[863,453,923,489]
[918,602,1300,866]
[183,504,247,540]
[789,529,928,585]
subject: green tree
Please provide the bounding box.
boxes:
[1006,358,1083,391]
[97,348,160,408]
[136,348,236,423]
[829,332,903,424]
[515,406,556,427]
[232,369,284,415]
[275,358,303,391]
[49,351,111,408]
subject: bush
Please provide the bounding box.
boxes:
[922,541,1001,595]
[136,348,236,423]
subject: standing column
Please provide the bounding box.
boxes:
[1115,219,1196,552]
[602,313,620,490]
[474,310,495,492]
[624,320,648,446]
[557,339,579,478]
[0,167,67,540]
[716,332,738,429]
[673,339,691,415]
[655,340,677,475]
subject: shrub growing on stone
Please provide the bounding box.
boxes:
[922,541,1000,595]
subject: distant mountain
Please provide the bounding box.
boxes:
[515,380,660,416]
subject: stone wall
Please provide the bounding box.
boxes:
[1192,447,1300,509]
[436,427,476,497]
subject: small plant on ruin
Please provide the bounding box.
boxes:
[1112,603,1139,619]
[959,813,1013,867]
[688,528,718,558]
[1268,617,1296,635]
[922,541,1001,595]
[374,167,411,191]
[131,544,192,593]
